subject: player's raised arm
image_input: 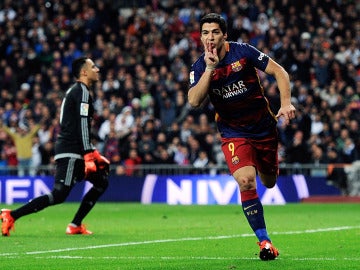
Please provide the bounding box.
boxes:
[188,42,219,108]
[187,71,213,108]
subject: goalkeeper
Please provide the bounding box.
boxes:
[1,57,110,236]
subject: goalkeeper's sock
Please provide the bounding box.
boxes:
[241,189,270,242]
[71,187,102,226]
[11,195,50,220]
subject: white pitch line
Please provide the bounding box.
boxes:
[41,255,258,260]
[1,225,359,257]
[33,255,360,262]
[272,225,360,235]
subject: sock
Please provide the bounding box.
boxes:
[11,195,50,220]
[71,187,101,226]
[241,189,270,242]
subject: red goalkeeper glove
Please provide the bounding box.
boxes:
[84,152,97,177]
[92,150,110,170]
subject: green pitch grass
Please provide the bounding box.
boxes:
[1,203,359,270]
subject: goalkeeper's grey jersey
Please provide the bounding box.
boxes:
[54,82,95,160]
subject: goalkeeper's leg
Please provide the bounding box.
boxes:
[10,184,71,220]
[70,170,109,226]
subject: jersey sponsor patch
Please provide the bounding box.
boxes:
[189,71,195,84]
[80,102,89,116]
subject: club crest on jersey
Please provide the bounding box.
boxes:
[231,155,239,165]
[80,102,89,116]
[231,61,243,72]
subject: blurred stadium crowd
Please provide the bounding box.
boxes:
[0,0,359,191]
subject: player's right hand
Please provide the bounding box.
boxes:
[204,42,219,70]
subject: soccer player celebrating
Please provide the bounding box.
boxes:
[1,57,110,236]
[188,13,296,260]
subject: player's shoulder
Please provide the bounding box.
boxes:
[229,41,255,51]
[229,41,267,63]
[68,82,85,93]
[191,53,206,69]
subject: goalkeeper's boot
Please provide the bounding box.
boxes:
[258,240,279,260]
[1,209,15,236]
[66,223,93,235]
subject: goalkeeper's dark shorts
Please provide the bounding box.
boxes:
[54,157,109,188]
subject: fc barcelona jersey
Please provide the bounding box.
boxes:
[189,42,277,138]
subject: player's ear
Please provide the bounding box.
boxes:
[81,67,88,76]
[223,33,227,40]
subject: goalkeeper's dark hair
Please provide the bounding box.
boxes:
[72,57,88,79]
[200,13,227,34]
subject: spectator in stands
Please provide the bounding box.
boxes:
[173,143,190,166]
[0,134,17,175]
[326,146,348,195]
[155,145,175,164]
[341,138,359,164]
[179,117,194,144]
[124,148,142,176]
[138,131,156,157]
[98,111,117,141]
[336,128,351,153]
[103,128,121,165]
[310,144,327,165]
[109,94,125,116]
[186,135,201,165]
[0,0,16,25]
[115,106,134,139]
[0,66,17,98]
[348,119,360,143]
[159,96,177,127]
[193,150,210,173]
[102,69,121,99]
[0,118,41,176]
[286,130,310,165]
[310,113,324,136]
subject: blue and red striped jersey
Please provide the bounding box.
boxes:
[189,42,277,138]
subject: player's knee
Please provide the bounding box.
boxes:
[259,173,277,188]
[264,180,276,188]
[97,181,108,194]
[262,177,277,188]
[94,175,109,193]
[237,176,256,190]
[50,187,70,205]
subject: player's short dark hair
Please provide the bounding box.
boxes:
[72,57,88,79]
[200,13,227,34]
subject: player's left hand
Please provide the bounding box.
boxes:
[276,104,296,125]
[92,150,110,170]
[84,150,110,179]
